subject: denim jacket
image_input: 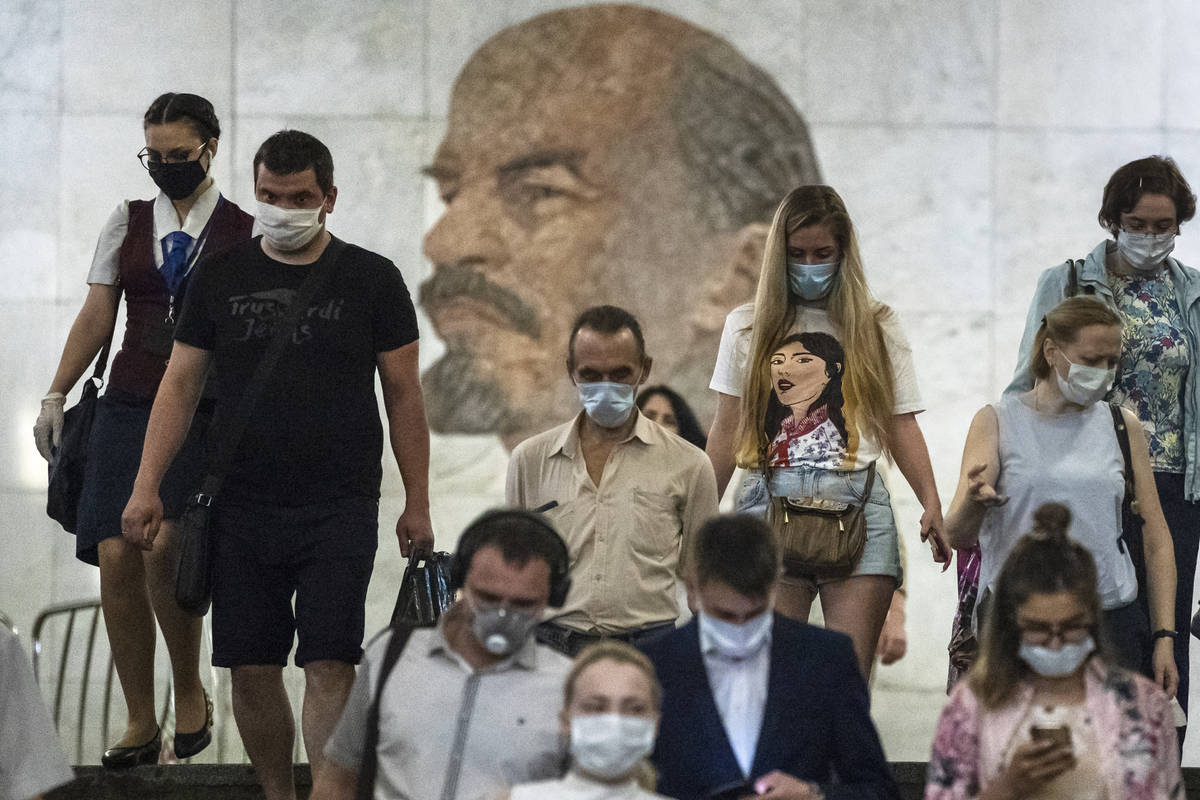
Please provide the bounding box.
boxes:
[1006,239,1200,500]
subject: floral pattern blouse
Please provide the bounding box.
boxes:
[924,660,1182,800]
[1106,271,1190,473]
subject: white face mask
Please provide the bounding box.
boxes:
[1117,230,1175,271]
[578,381,637,428]
[1018,635,1095,677]
[699,607,773,660]
[255,201,324,251]
[1054,354,1115,406]
[570,713,656,780]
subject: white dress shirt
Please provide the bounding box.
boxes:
[86,181,223,284]
[699,617,772,777]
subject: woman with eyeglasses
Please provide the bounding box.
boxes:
[32,92,253,767]
[945,296,1178,699]
[926,502,1182,800]
[1008,156,1200,736]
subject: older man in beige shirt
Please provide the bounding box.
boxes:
[506,305,720,656]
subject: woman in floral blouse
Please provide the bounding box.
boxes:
[926,502,1181,800]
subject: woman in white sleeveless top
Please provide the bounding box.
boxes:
[498,641,669,800]
[945,296,1177,696]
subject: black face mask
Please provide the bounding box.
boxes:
[148,153,208,200]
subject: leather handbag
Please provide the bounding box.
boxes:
[766,462,876,579]
[390,552,454,627]
[46,304,119,533]
[175,239,346,616]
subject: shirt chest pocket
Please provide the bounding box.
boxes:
[614,489,681,560]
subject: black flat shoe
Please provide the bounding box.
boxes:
[102,727,160,769]
[174,690,213,759]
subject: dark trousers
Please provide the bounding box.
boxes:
[1155,472,1200,718]
[1102,600,1151,677]
[536,621,675,658]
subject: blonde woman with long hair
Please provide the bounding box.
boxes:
[707,185,949,677]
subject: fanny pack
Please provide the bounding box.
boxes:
[765,462,875,579]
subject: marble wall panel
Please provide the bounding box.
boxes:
[991,310,1033,397]
[235,0,425,118]
[805,0,994,125]
[811,124,993,313]
[1164,0,1200,129]
[991,129,1165,316]
[0,0,61,111]
[0,113,60,300]
[0,490,98,643]
[62,0,233,115]
[0,301,82,492]
[996,0,1164,129]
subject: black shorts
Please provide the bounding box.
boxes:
[210,496,378,668]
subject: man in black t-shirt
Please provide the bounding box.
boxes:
[123,130,433,800]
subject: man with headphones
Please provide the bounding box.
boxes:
[313,510,573,800]
[507,305,720,656]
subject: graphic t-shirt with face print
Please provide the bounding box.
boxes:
[710,302,922,471]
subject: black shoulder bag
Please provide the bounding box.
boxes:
[46,311,120,533]
[175,238,346,616]
[1109,403,1150,621]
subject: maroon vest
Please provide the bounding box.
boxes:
[109,196,254,398]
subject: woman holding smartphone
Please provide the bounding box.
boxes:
[926,503,1181,800]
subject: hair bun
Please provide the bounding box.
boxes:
[1031,502,1071,540]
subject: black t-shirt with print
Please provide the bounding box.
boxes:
[175,236,419,506]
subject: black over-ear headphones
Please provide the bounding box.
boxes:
[450,509,573,608]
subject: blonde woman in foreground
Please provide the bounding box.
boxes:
[499,640,668,799]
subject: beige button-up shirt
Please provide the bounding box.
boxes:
[506,411,720,634]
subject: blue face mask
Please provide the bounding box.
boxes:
[1018,635,1095,677]
[578,381,637,428]
[787,260,839,301]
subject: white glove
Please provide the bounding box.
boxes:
[33,392,66,461]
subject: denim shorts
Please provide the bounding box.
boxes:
[735,465,902,589]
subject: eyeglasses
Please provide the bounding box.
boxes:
[137,142,206,170]
[1017,620,1092,647]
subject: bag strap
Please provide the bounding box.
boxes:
[1108,402,1142,564]
[86,286,125,387]
[1065,258,1079,298]
[1108,403,1136,511]
[198,237,346,498]
[356,623,415,800]
[860,460,877,507]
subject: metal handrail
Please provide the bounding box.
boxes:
[32,598,173,762]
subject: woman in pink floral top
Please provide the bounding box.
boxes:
[926,503,1181,800]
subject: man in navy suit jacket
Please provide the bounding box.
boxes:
[642,515,898,800]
